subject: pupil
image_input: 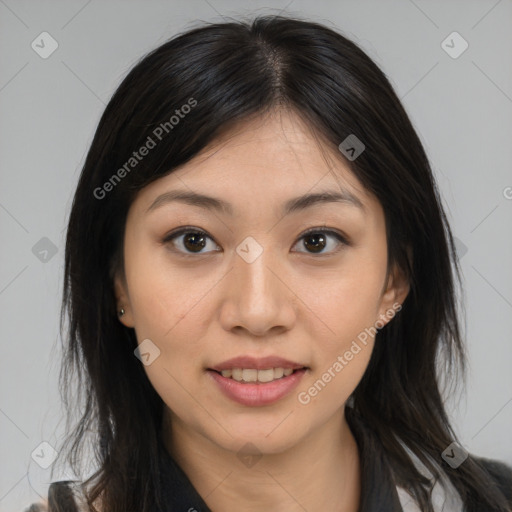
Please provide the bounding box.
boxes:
[184,233,206,252]
[304,233,326,253]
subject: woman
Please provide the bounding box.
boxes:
[27,14,512,512]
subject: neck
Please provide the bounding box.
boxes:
[162,407,361,512]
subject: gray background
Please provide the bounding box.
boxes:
[1,0,511,509]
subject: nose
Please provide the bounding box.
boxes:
[218,240,297,337]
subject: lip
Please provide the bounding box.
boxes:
[207,368,307,406]
[208,355,307,372]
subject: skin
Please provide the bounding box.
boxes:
[114,108,409,512]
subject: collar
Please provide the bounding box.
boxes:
[157,407,405,512]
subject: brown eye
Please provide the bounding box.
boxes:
[163,227,219,255]
[303,232,327,253]
[181,232,208,252]
[294,228,348,255]
[163,226,348,257]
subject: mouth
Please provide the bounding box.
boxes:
[206,366,309,406]
[208,367,308,384]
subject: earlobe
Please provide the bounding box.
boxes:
[113,273,135,328]
[377,263,410,327]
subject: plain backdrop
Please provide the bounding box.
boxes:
[1,0,511,510]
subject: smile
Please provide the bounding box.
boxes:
[207,368,308,406]
[216,367,297,383]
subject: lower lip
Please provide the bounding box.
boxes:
[207,369,307,406]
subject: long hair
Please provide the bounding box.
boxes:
[57,15,511,511]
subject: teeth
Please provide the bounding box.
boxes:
[242,369,258,382]
[257,369,274,383]
[219,367,300,382]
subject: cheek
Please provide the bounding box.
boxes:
[122,248,215,413]
[309,256,386,342]
[296,250,385,405]
[124,239,209,337]
[126,261,209,418]
[297,280,379,412]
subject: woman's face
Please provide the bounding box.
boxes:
[115,109,408,455]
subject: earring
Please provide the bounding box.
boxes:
[118,308,125,317]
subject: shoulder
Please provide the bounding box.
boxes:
[48,480,84,511]
[24,480,88,512]
[30,459,512,511]
[474,455,512,503]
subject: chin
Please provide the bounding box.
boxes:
[207,420,304,456]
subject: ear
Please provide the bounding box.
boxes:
[376,258,410,328]
[113,270,135,328]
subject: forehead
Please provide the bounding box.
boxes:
[180,110,363,186]
[133,109,376,217]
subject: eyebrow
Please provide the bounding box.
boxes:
[145,188,365,216]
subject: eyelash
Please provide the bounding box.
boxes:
[162,226,349,258]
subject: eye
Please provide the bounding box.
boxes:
[163,226,219,255]
[292,227,348,255]
[162,226,349,257]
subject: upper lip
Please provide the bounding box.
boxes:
[209,356,308,372]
